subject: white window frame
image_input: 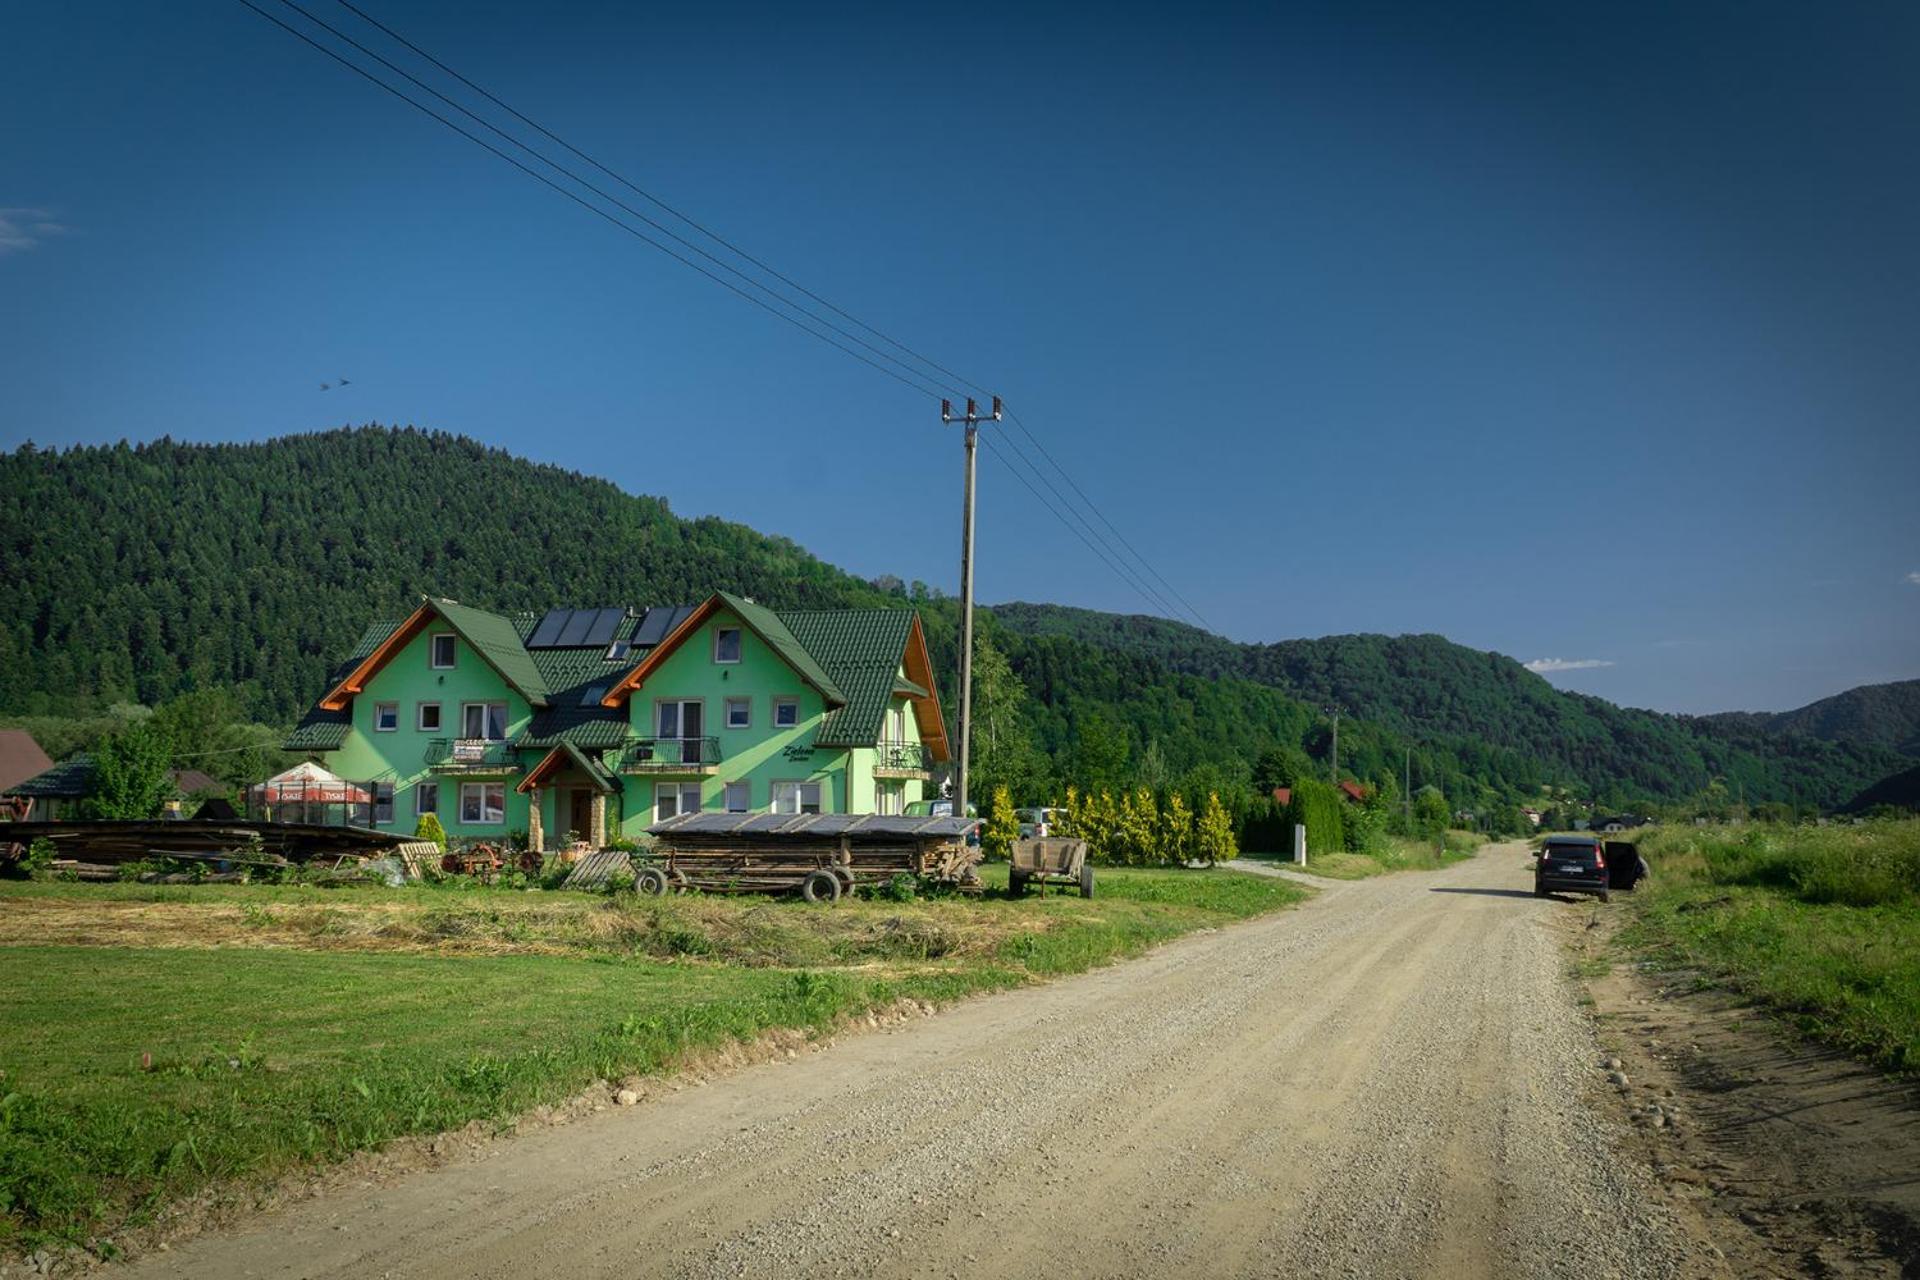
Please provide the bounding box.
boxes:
[713,627,742,664]
[771,780,824,816]
[459,781,506,825]
[373,701,399,732]
[722,781,750,813]
[772,696,800,729]
[461,701,509,741]
[414,781,440,817]
[655,782,702,821]
[724,696,751,729]
[417,701,442,732]
[430,633,457,669]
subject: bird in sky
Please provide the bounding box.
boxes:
[318,377,350,391]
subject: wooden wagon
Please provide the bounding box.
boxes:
[642,813,983,902]
[1009,837,1093,898]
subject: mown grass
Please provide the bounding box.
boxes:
[0,867,1301,1256]
[1250,831,1486,880]
[1623,820,1920,1072]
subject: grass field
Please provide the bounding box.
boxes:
[0,866,1303,1256]
[1247,831,1486,880]
[1623,820,1920,1072]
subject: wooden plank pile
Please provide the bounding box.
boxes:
[1,819,408,865]
[645,813,982,896]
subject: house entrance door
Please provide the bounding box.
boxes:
[568,789,595,843]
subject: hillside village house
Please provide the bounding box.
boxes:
[283,593,948,847]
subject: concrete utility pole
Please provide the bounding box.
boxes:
[944,395,1001,816]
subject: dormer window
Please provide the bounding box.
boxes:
[714,627,742,664]
[430,634,457,669]
[605,640,631,662]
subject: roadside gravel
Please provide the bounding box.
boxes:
[115,844,1685,1280]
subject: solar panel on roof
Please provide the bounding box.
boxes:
[582,607,623,648]
[632,606,674,646]
[527,609,571,648]
[554,609,596,646]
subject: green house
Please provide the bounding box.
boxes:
[282,593,949,846]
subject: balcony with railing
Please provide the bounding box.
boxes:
[616,736,722,774]
[424,738,522,773]
[873,740,933,778]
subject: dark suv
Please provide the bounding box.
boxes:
[1534,835,1611,902]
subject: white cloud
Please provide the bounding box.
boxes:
[1525,657,1616,674]
[1907,570,1920,587]
[0,208,69,256]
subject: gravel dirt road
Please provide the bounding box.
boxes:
[118,843,1691,1280]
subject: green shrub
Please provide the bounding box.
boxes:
[414,813,448,850]
[982,785,1020,863]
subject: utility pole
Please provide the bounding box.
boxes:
[1404,746,1412,835]
[1326,705,1342,786]
[944,395,1001,816]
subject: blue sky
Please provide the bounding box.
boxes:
[3,1,1916,715]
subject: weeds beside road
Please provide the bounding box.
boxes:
[1622,820,1920,1071]
[0,867,1302,1257]
[1245,830,1485,881]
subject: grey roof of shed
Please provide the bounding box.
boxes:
[647,812,978,839]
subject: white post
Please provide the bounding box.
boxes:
[1293,823,1307,866]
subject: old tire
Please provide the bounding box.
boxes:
[666,868,691,894]
[1533,883,1549,898]
[800,869,842,904]
[1079,861,1094,899]
[833,866,859,896]
[635,866,670,896]
[1008,870,1027,899]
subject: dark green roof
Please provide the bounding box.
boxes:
[720,593,846,705]
[430,598,551,708]
[517,614,647,749]
[284,620,396,751]
[777,609,920,748]
[9,754,96,797]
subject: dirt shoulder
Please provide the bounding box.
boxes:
[1559,904,1920,1278]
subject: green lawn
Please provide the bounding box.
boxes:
[1623,821,1920,1072]
[0,866,1302,1256]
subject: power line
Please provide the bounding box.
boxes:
[267,0,958,400]
[1003,406,1211,631]
[979,435,1189,622]
[317,1,1209,634]
[237,0,950,400]
[988,431,1190,622]
[330,0,986,400]
[242,0,1212,629]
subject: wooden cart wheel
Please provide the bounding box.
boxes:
[635,866,670,896]
[800,869,842,904]
[1079,860,1094,899]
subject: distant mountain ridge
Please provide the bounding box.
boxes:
[987,602,1908,808]
[1703,680,1920,758]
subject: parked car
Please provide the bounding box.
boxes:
[1016,807,1067,840]
[906,799,977,819]
[906,798,980,845]
[1533,834,1611,902]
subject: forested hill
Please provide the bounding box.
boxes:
[988,602,1908,809]
[1702,680,1920,758]
[0,428,1903,810]
[0,429,891,721]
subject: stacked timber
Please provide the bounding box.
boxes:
[645,813,982,895]
[0,820,407,867]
